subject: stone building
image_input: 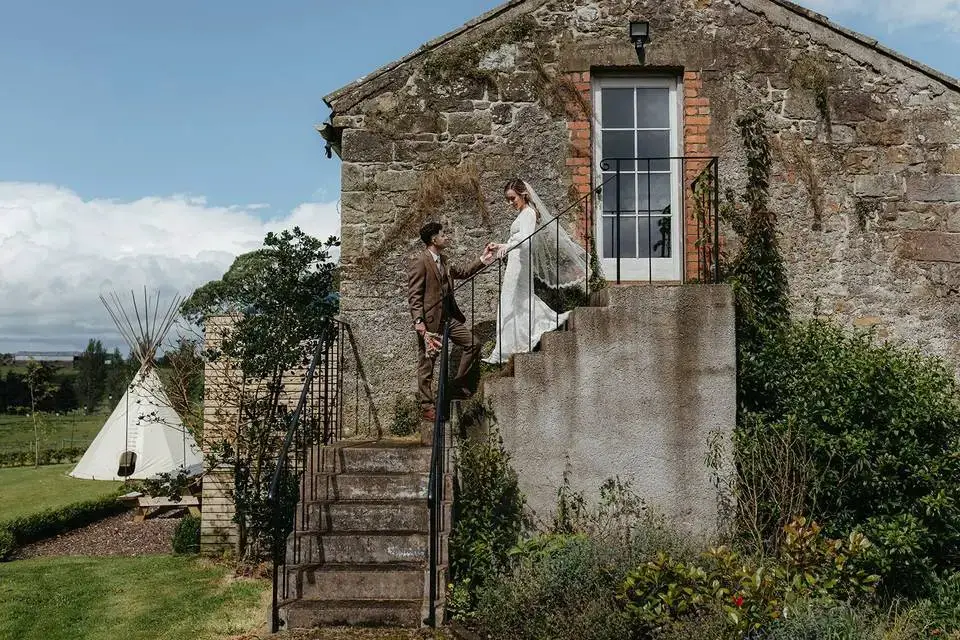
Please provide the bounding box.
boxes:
[324,0,960,425]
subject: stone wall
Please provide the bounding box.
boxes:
[327,0,960,421]
[486,284,736,536]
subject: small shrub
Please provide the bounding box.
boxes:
[172,515,201,554]
[472,534,633,640]
[618,517,879,635]
[389,394,419,437]
[0,528,14,560]
[449,426,525,618]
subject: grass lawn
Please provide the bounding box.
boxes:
[0,464,122,522]
[0,412,107,452]
[0,556,268,640]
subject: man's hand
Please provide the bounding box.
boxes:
[415,320,426,335]
[480,245,496,265]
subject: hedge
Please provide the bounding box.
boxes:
[0,447,86,468]
[0,493,126,560]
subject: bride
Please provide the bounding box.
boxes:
[483,179,589,364]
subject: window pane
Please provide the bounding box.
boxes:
[636,88,669,129]
[601,173,636,214]
[602,216,638,259]
[636,131,670,171]
[601,88,633,128]
[601,131,635,170]
[637,173,672,214]
[639,216,672,259]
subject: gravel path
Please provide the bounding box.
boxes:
[13,509,181,559]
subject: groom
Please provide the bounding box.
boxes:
[408,222,494,422]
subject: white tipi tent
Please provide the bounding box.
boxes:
[71,290,203,481]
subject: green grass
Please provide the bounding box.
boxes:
[0,556,268,640]
[0,413,107,452]
[0,464,122,522]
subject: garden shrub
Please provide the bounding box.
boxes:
[448,426,525,618]
[472,534,633,640]
[0,446,86,468]
[739,319,960,596]
[389,394,419,437]
[618,517,879,636]
[172,515,201,554]
[0,528,14,560]
[0,493,125,557]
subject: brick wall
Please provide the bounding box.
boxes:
[682,70,717,282]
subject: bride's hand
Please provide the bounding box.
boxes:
[496,244,508,259]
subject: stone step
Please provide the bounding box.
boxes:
[296,500,428,533]
[292,531,444,565]
[539,330,577,356]
[288,563,425,601]
[317,444,432,474]
[305,473,430,502]
[281,599,422,629]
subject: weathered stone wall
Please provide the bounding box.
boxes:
[328,0,960,421]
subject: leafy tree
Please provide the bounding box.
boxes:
[75,339,108,412]
[158,336,204,438]
[24,361,58,467]
[180,227,340,559]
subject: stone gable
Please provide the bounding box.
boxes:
[325,0,960,416]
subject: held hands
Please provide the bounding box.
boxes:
[481,242,507,262]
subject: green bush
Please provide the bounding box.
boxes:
[619,517,879,636]
[0,528,14,560]
[0,447,86,468]
[448,426,525,618]
[0,493,125,559]
[739,319,960,596]
[172,515,201,554]
[389,394,420,437]
[472,534,633,640]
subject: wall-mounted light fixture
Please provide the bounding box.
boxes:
[629,21,651,64]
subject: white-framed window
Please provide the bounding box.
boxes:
[593,76,682,281]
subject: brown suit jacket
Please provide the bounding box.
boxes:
[408,250,484,333]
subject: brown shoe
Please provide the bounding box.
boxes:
[422,407,436,422]
[451,387,473,400]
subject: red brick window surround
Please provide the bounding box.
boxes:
[564,69,715,283]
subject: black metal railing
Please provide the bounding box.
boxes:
[422,156,720,625]
[266,318,380,632]
[599,156,721,284]
[262,156,721,630]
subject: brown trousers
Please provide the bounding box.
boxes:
[417,319,481,410]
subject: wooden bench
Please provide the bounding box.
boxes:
[133,495,201,521]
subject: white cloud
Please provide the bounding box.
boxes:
[0,182,340,353]
[800,0,960,31]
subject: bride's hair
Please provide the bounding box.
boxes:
[503,179,539,220]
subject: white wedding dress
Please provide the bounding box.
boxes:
[483,205,571,364]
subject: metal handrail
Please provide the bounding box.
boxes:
[423,158,721,625]
[266,317,377,633]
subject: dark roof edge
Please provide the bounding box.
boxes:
[765,0,960,91]
[323,0,530,112]
[324,0,960,114]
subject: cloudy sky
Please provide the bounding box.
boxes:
[0,0,958,353]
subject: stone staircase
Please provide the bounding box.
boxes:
[482,284,736,535]
[278,440,451,630]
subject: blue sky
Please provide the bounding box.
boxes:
[0,0,503,216]
[0,0,957,352]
